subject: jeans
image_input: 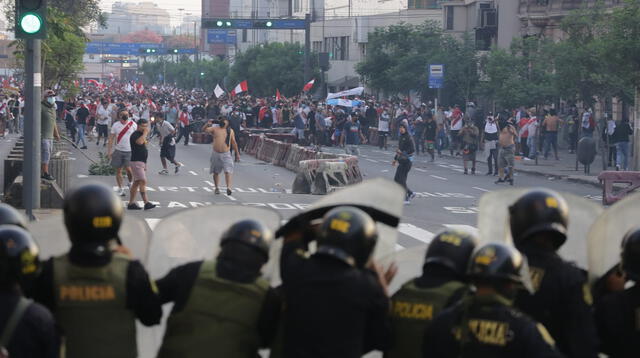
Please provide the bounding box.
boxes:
[543,132,558,159]
[527,136,538,159]
[176,126,190,145]
[76,124,87,147]
[414,136,425,153]
[616,141,629,170]
[487,148,498,173]
[436,129,448,154]
[394,159,413,198]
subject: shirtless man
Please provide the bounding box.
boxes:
[203,116,240,195]
[496,118,518,185]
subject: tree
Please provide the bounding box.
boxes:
[140,57,229,91]
[120,29,163,43]
[164,35,196,49]
[229,42,319,97]
[42,11,86,89]
[49,0,106,28]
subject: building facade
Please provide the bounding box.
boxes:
[101,2,172,35]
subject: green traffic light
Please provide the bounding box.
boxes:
[225,21,232,27]
[173,49,179,53]
[20,13,42,34]
[200,72,205,76]
[216,20,223,27]
[266,21,273,27]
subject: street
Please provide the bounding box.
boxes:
[69,139,602,261]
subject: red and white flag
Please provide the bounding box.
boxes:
[276,89,282,101]
[231,80,248,96]
[302,78,315,92]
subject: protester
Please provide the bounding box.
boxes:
[107,111,137,197]
[127,118,156,210]
[203,117,241,196]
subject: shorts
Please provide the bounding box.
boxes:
[463,150,476,161]
[41,139,53,164]
[97,124,109,137]
[130,161,147,182]
[499,145,515,169]
[88,118,95,126]
[210,151,234,174]
[160,144,176,161]
[426,140,435,150]
[110,150,131,168]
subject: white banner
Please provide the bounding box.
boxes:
[326,86,364,100]
[214,84,225,98]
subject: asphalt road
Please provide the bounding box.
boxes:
[65,138,603,358]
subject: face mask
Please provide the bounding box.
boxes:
[47,97,55,104]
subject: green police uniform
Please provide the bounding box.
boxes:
[158,260,270,358]
[53,253,136,358]
[387,279,466,358]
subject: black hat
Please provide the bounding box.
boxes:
[509,189,569,250]
[220,219,273,259]
[467,243,527,285]
[317,206,378,268]
[0,225,40,288]
[424,229,478,276]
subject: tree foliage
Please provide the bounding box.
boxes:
[140,58,229,91]
[119,29,163,44]
[229,42,319,97]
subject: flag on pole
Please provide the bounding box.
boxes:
[302,78,315,92]
[214,84,226,98]
[231,80,248,96]
[276,89,282,101]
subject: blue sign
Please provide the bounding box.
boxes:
[271,19,307,29]
[207,29,237,44]
[428,64,445,89]
[86,42,161,55]
[202,18,307,30]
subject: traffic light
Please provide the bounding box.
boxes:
[200,72,205,76]
[215,20,232,27]
[253,20,273,28]
[15,0,48,39]
[139,48,158,54]
[170,49,179,54]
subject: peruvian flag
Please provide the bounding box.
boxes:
[302,78,315,92]
[276,89,282,101]
[231,80,248,96]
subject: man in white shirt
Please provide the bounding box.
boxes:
[107,111,137,196]
[96,100,112,147]
[155,113,183,175]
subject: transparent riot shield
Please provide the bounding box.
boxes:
[146,206,282,279]
[477,189,602,269]
[378,245,427,295]
[270,178,405,286]
[587,192,640,283]
[27,211,151,264]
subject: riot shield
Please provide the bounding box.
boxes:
[145,206,282,279]
[27,211,151,264]
[587,192,640,283]
[379,245,427,295]
[477,189,602,269]
[270,178,405,286]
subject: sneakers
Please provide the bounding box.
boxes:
[227,188,232,196]
[41,173,55,181]
[495,178,505,184]
[214,188,220,195]
[118,187,127,197]
[158,169,169,175]
[408,192,416,200]
[127,203,142,210]
[404,200,411,205]
[471,168,476,175]
[175,162,183,174]
[144,202,156,210]
[81,146,88,149]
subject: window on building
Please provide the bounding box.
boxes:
[294,0,301,13]
[408,0,433,9]
[324,36,349,60]
[445,6,454,30]
[313,41,322,53]
[242,29,248,43]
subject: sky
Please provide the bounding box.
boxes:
[99,0,202,27]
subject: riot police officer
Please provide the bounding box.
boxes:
[156,219,281,358]
[0,225,58,357]
[279,206,393,358]
[32,183,161,358]
[386,229,477,358]
[509,189,598,358]
[423,242,563,357]
[594,227,640,358]
[0,204,27,228]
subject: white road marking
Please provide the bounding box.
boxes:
[145,218,161,231]
[443,224,479,237]
[224,194,237,201]
[365,158,377,163]
[395,244,404,251]
[381,169,389,172]
[472,187,489,192]
[415,168,427,173]
[189,171,198,176]
[430,175,448,181]
[398,223,435,244]
[76,174,88,178]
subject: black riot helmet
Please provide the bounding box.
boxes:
[424,229,478,277]
[509,188,569,250]
[0,203,27,229]
[0,225,40,289]
[621,227,640,281]
[63,183,123,252]
[467,242,527,285]
[220,219,273,259]
[316,206,378,268]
